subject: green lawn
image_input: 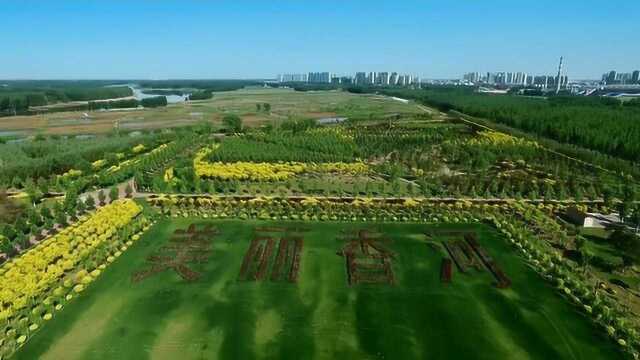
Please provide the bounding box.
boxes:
[14,219,622,360]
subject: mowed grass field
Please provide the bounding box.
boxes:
[14,220,622,360]
[0,88,425,136]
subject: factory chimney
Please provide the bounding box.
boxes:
[556,56,564,94]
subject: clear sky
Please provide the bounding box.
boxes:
[1,1,638,80]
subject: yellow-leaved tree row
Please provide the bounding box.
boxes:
[105,142,169,174]
[0,200,143,329]
[193,145,368,181]
[465,130,539,147]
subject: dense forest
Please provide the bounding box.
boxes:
[377,87,640,163]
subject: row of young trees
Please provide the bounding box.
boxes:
[497,203,639,357]
[143,121,637,202]
[350,121,638,201]
[0,127,208,257]
[0,131,174,190]
[0,200,148,357]
[379,87,640,163]
[0,123,216,194]
[0,129,214,262]
[359,123,634,201]
[207,136,354,163]
[0,184,134,261]
[188,91,213,100]
[88,96,167,110]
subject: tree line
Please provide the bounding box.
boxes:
[0,86,132,115]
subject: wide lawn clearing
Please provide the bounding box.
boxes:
[14,219,623,359]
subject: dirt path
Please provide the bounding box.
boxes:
[79,178,137,204]
[138,190,612,205]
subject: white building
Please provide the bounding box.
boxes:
[278,73,308,83]
[308,72,332,83]
[376,72,390,85]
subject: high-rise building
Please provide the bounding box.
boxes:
[351,71,417,87]
[396,75,415,86]
[555,75,568,89]
[278,74,308,82]
[505,72,514,84]
[308,72,331,83]
[376,72,390,85]
[533,75,549,88]
[617,72,633,84]
[340,76,353,85]
[389,72,399,85]
[367,72,377,84]
[514,72,527,85]
[354,72,367,85]
[463,72,481,83]
[465,65,568,89]
[602,70,640,85]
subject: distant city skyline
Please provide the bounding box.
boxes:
[277,71,419,86]
[1,1,639,79]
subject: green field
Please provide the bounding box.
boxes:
[14,219,622,360]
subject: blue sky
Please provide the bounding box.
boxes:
[1,1,638,79]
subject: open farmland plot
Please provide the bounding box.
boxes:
[12,219,623,360]
[0,88,424,136]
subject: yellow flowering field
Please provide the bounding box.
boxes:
[193,145,369,181]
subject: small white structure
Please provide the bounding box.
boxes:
[564,207,621,229]
[583,212,622,228]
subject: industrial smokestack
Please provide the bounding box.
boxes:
[556,56,563,94]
